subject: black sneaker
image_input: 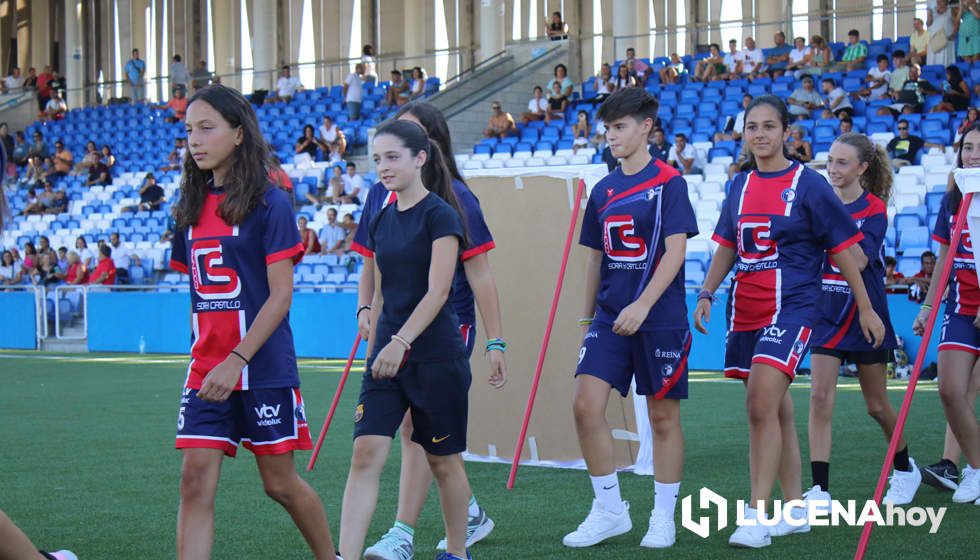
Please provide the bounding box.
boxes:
[921,459,959,491]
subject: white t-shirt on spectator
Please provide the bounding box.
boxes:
[724,52,743,74]
[321,223,346,251]
[4,75,25,91]
[345,73,364,103]
[789,46,810,66]
[0,264,15,282]
[45,98,67,113]
[277,76,302,98]
[320,124,339,143]
[733,111,746,135]
[867,67,891,99]
[527,98,548,113]
[827,87,853,112]
[741,48,765,74]
[111,243,134,269]
[341,173,365,196]
[77,248,95,267]
[668,144,704,170]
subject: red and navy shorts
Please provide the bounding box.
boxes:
[724,322,811,381]
[939,312,980,355]
[175,386,312,457]
[574,321,691,399]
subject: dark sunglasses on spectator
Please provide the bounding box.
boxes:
[898,126,909,130]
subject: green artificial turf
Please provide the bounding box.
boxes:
[0,352,975,559]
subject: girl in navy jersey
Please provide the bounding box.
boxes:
[169,85,338,560]
[340,119,475,560]
[564,86,698,551]
[694,95,885,548]
[807,133,920,509]
[349,102,506,560]
[913,123,980,504]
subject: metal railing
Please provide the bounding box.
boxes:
[53,284,87,340]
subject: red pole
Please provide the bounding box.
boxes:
[854,192,974,559]
[507,178,587,489]
[307,333,362,471]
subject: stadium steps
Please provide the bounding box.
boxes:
[40,334,87,353]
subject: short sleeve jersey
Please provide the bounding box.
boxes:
[369,193,467,362]
[169,185,304,390]
[712,162,863,332]
[352,179,496,326]
[932,191,980,316]
[813,191,897,350]
[579,158,699,330]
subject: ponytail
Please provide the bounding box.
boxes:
[421,139,470,245]
[834,132,893,203]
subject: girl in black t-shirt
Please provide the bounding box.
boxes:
[339,119,474,560]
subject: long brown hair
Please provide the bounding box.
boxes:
[173,85,270,229]
[833,133,893,203]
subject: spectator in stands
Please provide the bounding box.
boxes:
[832,29,867,72]
[27,131,49,164]
[590,118,607,151]
[649,128,671,163]
[305,165,339,207]
[546,11,568,40]
[723,39,743,77]
[613,62,637,91]
[805,34,833,75]
[339,212,357,251]
[47,70,65,100]
[22,157,49,189]
[821,78,855,119]
[42,90,67,121]
[37,236,53,258]
[548,63,574,100]
[23,67,36,90]
[35,65,53,112]
[2,67,24,93]
[909,18,929,65]
[125,48,146,102]
[740,37,766,78]
[716,93,752,142]
[855,55,891,100]
[932,65,971,113]
[160,137,186,171]
[56,247,68,271]
[958,0,980,63]
[318,115,347,162]
[75,236,94,267]
[295,124,320,162]
[888,50,910,96]
[20,187,37,214]
[483,101,516,139]
[887,119,942,168]
[109,232,139,283]
[905,250,936,302]
[787,75,823,119]
[30,252,62,287]
[385,69,410,106]
[0,250,21,286]
[521,85,549,123]
[956,107,980,142]
[928,0,957,67]
[658,53,688,84]
[884,256,906,293]
[571,110,591,154]
[766,31,792,77]
[409,67,426,100]
[320,208,346,256]
[159,86,188,122]
[11,131,28,166]
[297,216,321,255]
[20,241,37,277]
[48,189,67,214]
[341,162,365,204]
[787,126,813,163]
[275,65,304,102]
[668,133,703,174]
[47,140,72,181]
[88,245,116,285]
[72,140,99,175]
[191,60,212,90]
[100,145,116,169]
[0,122,13,164]
[592,63,615,103]
[839,116,854,134]
[624,47,652,84]
[344,63,365,121]
[64,251,87,285]
[86,158,111,186]
[786,36,810,76]
[361,45,378,85]
[694,43,727,81]
[170,54,191,91]
[135,173,166,212]
[883,63,938,115]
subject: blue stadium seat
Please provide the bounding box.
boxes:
[897,256,921,277]
[898,226,929,251]
[893,213,923,231]
[926,191,945,214]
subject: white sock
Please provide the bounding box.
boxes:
[468,495,480,517]
[590,472,624,514]
[654,481,680,517]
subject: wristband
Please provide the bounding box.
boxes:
[920,304,932,313]
[697,289,715,302]
[578,317,595,326]
[391,334,412,351]
[485,338,507,353]
[356,305,371,319]
[230,350,250,364]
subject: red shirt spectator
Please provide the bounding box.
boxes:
[89,247,116,285]
[65,256,88,284]
[298,216,321,254]
[167,95,188,121]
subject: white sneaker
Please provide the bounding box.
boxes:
[952,465,980,503]
[728,506,770,548]
[769,504,810,537]
[639,510,675,548]
[562,500,632,548]
[803,485,832,517]
[883,458,923,505]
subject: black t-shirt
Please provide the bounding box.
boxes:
[887,135,925,162]
[897,79,925,107]
[368,192,466,362]
[650,141,671,163]
[141,184,165,204]
[548,95,567,111]
[296,136,318,158]
[88,162,110,185]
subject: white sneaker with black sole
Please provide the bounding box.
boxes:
[562,500,632,548]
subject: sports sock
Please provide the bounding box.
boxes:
[393,521,414,543]
[39,552,57,560]
[893,446,911,472]
[654,481,681,517]
[468,495,480,517]
[590,472,625,514]
[811,461,830,491]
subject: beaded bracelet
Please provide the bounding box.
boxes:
[697,289,715,303]
[578,317,595,326]
[485,338,507,353]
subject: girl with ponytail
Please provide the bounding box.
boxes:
[339,118,477,560]
[807,133,915,511]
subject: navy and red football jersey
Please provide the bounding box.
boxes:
[579,158,699,330]
[351,178,495,326]
[170,185,304,390]
[933,191,980,317]
[813,191,897,350]
[713,162,863,332]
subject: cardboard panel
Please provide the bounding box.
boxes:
[465,175,639,467]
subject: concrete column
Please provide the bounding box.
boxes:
[211,0,240,90]
[64,0,83,109]
[250,0,276,91]
[30,0,52,73]
[612,0,636,58]
[478,0,504,64]
[652,0,665,57]
[755,0,788,45]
